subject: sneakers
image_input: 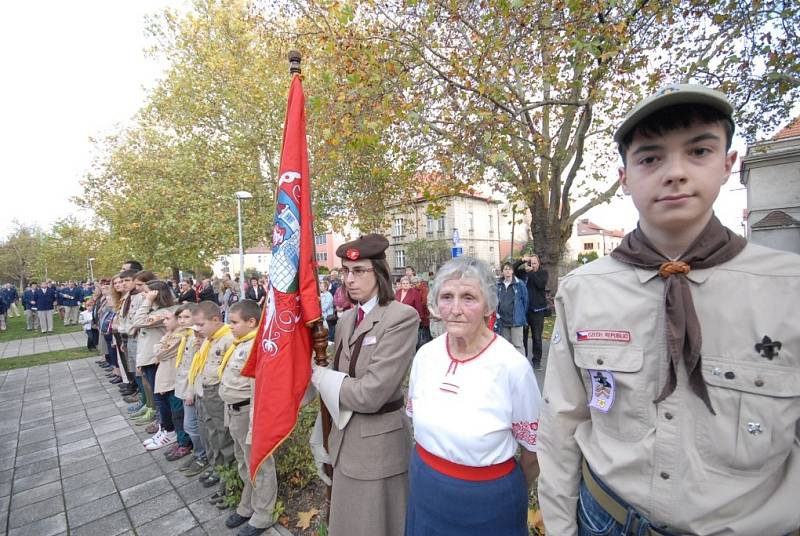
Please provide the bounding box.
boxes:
[128,405,148,419]
[145,421,161,434]
[123,394,140,404]
[165,445,192,461]
[145,430,176,451]
[127,402,144,414]
[143,428,164,446]
[182,457,209,477]
[133,408,156,426]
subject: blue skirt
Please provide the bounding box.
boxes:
[405,448,529,536]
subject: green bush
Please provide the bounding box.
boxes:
[275,400,319,498]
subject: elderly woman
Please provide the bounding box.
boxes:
[405,257,542,535]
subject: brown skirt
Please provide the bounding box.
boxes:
[329,466,408,536]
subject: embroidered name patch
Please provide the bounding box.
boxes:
[588,370,615,413]
[576,330,631,343]
[363,335,377,346]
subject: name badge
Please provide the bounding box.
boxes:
[588,370,615,413]
[363,336,377,346]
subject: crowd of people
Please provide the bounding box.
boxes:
[0,280,94,333]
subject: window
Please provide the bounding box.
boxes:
[583,243,594,251]
[315,252,328,262]
[468,246,476,257]
[468,211,474,231]
[393,218,405,237]
[314,234,327,245]
[426,215,435,233]
[395,249,406,269]
[437,215,445,232]
[488,214,494,235]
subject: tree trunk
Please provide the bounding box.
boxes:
[172,266,180,282]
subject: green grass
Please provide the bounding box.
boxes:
[542,316,554,340]
[0,312,83,342]
[0,347,99,371]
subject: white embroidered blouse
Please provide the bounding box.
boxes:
[407,332,542,467]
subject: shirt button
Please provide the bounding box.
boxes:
[754,379,764,387]
[724,371,735,379]
[660,471,670,480]
[596,358,604,365]
[664,412,674,420]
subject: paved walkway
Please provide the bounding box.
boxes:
[0,332,85,359]
[0,357,292,536]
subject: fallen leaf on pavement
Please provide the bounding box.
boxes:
[296,507,320,530]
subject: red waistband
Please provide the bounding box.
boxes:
[415,444,515,482]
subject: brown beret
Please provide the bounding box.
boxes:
[336,234,389,261]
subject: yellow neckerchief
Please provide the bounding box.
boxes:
[188,324,232,385]
[174,328,194,369]
[217,329,258,379]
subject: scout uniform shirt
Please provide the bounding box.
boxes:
[197,328,235,393]
[174,330,197,401]
[537,242,800,535]
[219,338,255,405]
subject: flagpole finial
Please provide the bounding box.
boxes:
[288,50,302,74]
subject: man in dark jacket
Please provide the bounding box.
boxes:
[22,283,39,331]
[1,283,20,318]
[59,281,82,326]
[198,278,219,304]
[32,281,57,333]
[245,277,266,307]
[513,254,549,369]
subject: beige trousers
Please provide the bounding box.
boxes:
[64,306,80,325]
[225,404,277,528]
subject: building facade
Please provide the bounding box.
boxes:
[565,218,625,260]
[741,116,800,254]
[384,193,505,277]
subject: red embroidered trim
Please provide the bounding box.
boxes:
[416,444,515,481]
[445,333,497,375]
[511,420,539,446]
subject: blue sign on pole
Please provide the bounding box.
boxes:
[451,246,463,258]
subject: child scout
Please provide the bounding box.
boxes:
[537,85,800,535]
[217,300,277,536]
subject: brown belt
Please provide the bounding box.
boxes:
[581,461,800,536]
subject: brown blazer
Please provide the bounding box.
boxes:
[328,299,419,480]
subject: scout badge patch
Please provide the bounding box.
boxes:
[588,370,615,412]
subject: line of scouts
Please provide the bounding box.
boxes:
[0,280,95,332]
[92,262,276,536]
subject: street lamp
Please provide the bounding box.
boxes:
[234,191,254,299]
[88,258,95,282]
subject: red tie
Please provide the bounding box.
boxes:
[356,307,365,326]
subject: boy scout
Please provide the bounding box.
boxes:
[217,300,277,536]
[190,300,235,489]
[538,85,800,535]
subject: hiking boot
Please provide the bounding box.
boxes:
[123,394,140,404]
[145,430,176,451]
[183,457,209,477]
[163,443,180,457]
[225,513,251,528]
[145,421,161,434]
[165,445,192,461]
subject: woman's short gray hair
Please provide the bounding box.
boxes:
[428,257,498,315]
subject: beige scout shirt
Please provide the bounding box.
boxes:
[153,331,181,394]
[219,339,254,405]
[174,331,197,400]
[199,330,235,389]
[538,242,800,536]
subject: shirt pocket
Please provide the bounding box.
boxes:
[574,345,649,442]
[696,356,800,474]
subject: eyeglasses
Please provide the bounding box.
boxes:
[340,267,375,278]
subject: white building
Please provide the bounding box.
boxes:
[211,246,272,279]
[565,218,625,260]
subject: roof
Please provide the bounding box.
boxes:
[774,116,800,141]
[576,219,625,238]
[750,210,800,229]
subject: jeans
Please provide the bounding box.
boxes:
[154,390,175,432]
[183,401,205,460]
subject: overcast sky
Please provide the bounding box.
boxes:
[0,1,755,241]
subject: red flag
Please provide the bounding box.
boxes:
[241,74,320,481]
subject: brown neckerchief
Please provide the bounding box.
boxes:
[610,215,747,414]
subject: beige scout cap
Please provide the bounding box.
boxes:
[614,84,734,143]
